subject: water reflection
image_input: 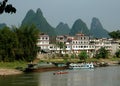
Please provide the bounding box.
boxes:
[38,71,68,86]
[0,66,120,86]
[0,73,38,86]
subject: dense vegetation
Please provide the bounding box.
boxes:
[95,47,109,59]
[0,25,40,62]
[115,50,120,58]
[109,30,120,39]
[78,51,88,61]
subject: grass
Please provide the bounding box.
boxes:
[0,61,27,69]
[39,58,80,63]
[0,57,119,69]
[86,58,99,62]
[39,57,120,63]
[109,57,120,61]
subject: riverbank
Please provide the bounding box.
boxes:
[0,58,120,75]
[0,61,26,76]
[0,68,23,76]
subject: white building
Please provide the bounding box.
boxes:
[66,33,95,54]
[93,38,112,51]
[37,34,50,51]
[37,33,120,57]
[111,39,120,55]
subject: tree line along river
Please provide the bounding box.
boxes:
[0,66,120,86]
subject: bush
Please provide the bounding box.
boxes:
[70,54,75,59]
[78,51,88,61]
[64,54,69,57]
[115,50,120,58]
[95,47,108,59]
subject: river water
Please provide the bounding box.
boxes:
[0,66,120,86]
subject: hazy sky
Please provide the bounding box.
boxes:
[0,0,120,31]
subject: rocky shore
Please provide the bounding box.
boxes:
[0,68,23,76]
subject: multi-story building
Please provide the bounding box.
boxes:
[66,33,95,55]
[111,39,120,55]
[37,33,120,57]
[56,35,68,43]
[91,38,112,51]
[90,38,120,56]
[37,34,50,52]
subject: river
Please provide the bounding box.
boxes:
[0,66,120,86]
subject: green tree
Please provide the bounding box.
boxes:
[78,51,88,61]
[95,47,108,59]
[0,25,40,62]
[14,25,40,61]
[70,54,75,59]
[55,42,65,55]
[109,30,120,39]
[115,50,120,58]
[0,27,18,62]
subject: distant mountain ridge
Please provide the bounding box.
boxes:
[69,19,90,36]
[21,8,109,38]
[22,8,56,36]
[55,22,70,35]
[90,17,110,38]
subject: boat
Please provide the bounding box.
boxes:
[69,62,94,69]
[53,71,68,75]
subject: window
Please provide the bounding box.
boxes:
[68,46,70,48]
[84,37,86,40]
[84,46,86,48]
[50,46,53,49]
[76,46,77,48]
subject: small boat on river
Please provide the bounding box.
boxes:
[69,63,94,69]
[53,71,68,75]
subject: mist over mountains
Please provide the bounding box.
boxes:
[1,8,110,38]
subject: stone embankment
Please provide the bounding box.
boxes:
[0,69,23,76]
